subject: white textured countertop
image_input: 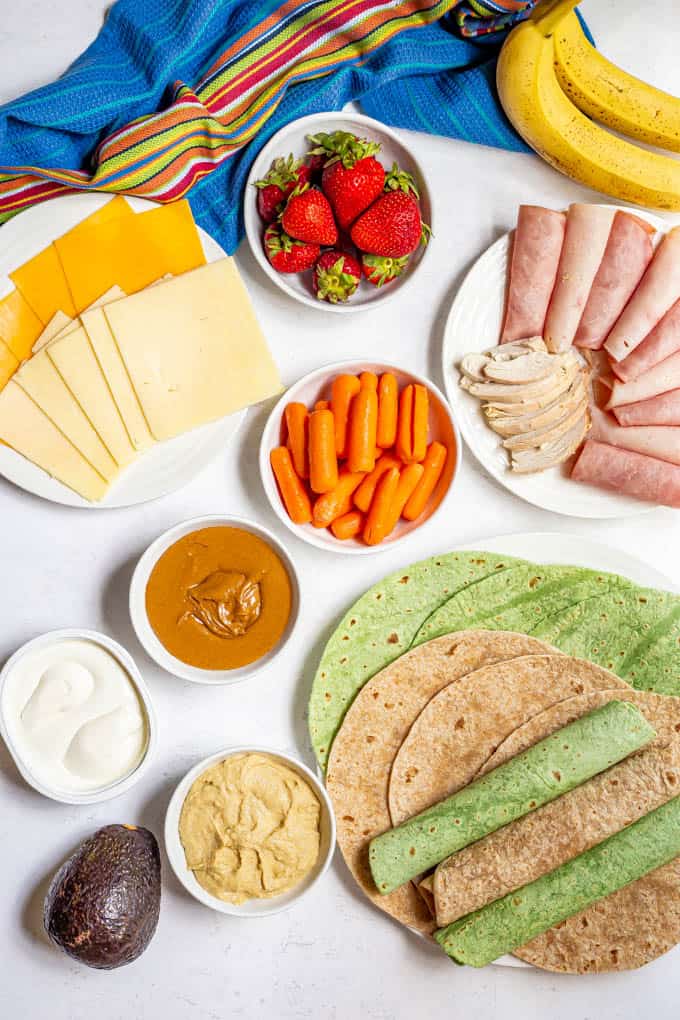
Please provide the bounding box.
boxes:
[1,3,679,1018]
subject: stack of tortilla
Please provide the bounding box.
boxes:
[311,551,680,972]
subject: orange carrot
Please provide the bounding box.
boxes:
[331,374,361,458]
[314,399,330,411]
[363,466,400,546]
[396,383,429,463]
[353,453,401,512]
[331,510,364,541]
[360,371,378,391]
[309,409,339,493]
[384,463,424,536]
[270,447,312,525]
[284,402,309,479]
[312,471,365,527]
[347,386,378,473]
[377,373,398,448]
[403,441,448,521]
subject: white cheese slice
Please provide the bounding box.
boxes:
[32,310,74,354]
[46,326,136,467]
[82,307,154,452]
[0,381,108,502]
[15,352,119,482]
[104,259,282,442]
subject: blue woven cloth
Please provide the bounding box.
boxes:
[0,0,575,253]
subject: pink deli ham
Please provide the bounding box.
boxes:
[544,204,615,353]
[605,226,680,363]
[571,439,680,507]
[613,296,680,381]
[606,350,680,409]
[574,211,654,350]
[614,389,680,427]
[501,206,566,343]
[590,405,680,467]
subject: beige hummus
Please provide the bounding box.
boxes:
[179,752,321,904]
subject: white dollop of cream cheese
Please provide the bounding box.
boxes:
[3,639,148,793]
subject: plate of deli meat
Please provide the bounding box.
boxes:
[443,202,680,518]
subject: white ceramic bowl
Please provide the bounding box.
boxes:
[165,746,336,916]
[129,515,301,685]
[260,360,460,555]
[244,112,432,313]
[0,628,157,805]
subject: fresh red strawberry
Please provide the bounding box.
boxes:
[306,152,327,181]
[350,164,430,258]
[254,155,311,223]
[281,185,338,245]
[361,252,410,287]
[313,250,361,304]
[307,131,384,231]
[264,223,320,273]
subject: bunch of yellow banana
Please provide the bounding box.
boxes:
[497,0,680,209]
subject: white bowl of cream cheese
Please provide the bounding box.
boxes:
[0,629,157,804]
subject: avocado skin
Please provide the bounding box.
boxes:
[44,824,161,970]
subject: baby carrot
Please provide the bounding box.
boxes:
[331,510,364,541]
[403,441,448,521]
[353,453,401,512]
[347,386,378,473]
[309,409,339,493]
[412,384,429,462]
[395,384,414,463]
[315,399,330,411]
[284,402,309,479]
[384,463,424,536]
[312,471,366,528]
[270,447,312,525]
[360,371,378,391]
[377,373,398,448]
[331,374,361,458]
[396,383,429,462]
[363,466,400,546]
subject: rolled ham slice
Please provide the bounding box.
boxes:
[606,350,680,409]
[574,212,654,350]
[614,389,680,427]
[501,206,566,344]
[590,405,680,466]
[613,297,680,382]
[543,204,615,353]
[605,226,680,362]
[571,439,680,508]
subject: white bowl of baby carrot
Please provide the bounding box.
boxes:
[260,360,460,554]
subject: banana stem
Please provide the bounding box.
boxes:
[534,0,580,35]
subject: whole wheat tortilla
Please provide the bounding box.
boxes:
[326,631,557,933]
[467,689,680,973]
[388,654,630,827]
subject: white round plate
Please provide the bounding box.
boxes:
[451,530,674,968]
[441,205,666,519]
[0,193,246,509]
[165,745,336,916]
[245,112,431,313]
[260,359,460,554]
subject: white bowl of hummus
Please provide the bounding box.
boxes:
[165,746,336,916]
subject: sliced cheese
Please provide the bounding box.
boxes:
[33,311,74,354]
[82,306,154,451]
[104,259,282,442]
[0,338,19,391]
[0,289,43,360]
[47,326,136,467]
[55,200,205,312]
[0,381,108,502]
[84,285,126,311]
[15,352,119,483]
[9,197,132,324]
[37,290,128,354]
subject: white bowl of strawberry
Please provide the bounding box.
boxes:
[245,113,431,311]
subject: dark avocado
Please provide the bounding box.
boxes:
[44,824,161,970]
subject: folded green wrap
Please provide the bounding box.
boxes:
[436,792,680,967]
[369,700,655,895]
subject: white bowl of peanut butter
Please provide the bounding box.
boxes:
[165,746,336,916]
[129,515,301,685]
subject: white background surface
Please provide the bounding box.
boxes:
[1,2,679,1018]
